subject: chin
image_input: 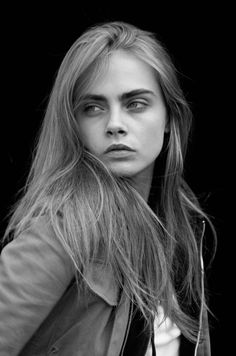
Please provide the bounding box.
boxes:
[108,167,135,177]
[104,161,146,179]
[111,170,135,178]
[109,167,141,179]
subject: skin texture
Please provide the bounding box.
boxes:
[77,49,167,200]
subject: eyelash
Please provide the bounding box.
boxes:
[83,100,148,114]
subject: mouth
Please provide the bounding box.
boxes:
[104,144,135,154]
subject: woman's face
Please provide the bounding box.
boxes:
[77,49,167,183]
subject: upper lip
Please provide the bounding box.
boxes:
[105,144,135,153]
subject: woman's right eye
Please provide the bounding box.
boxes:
[83,104,104,114]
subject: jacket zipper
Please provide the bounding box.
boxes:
[194,219,206,356]
[119,301,133,356]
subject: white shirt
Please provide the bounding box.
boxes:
[145,305,181,356]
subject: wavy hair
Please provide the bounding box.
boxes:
[3,22,216,342]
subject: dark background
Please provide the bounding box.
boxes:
[1,4,232,355]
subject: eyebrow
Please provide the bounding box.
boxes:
[81,89,156,102]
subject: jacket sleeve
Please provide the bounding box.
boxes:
[0,217,75,356]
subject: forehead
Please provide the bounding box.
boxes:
[88,49,160,96]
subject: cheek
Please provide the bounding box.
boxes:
[142,123,166,159]
[78,121,93,145]
[145,120,166,144]
[79,125,102,154]
[150,134,165,156]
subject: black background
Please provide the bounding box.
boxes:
[1,4,232,354]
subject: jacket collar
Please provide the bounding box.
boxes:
[84,262,119,306]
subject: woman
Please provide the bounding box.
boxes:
[0,21,216,355]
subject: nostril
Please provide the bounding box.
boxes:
[106,128,126,136]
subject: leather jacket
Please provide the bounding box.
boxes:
[0,217,211,355]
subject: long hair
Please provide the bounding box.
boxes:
[3,22,216,342]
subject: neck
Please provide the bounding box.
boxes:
[130,164,154,203]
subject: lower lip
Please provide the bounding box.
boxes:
[105,150,135,158]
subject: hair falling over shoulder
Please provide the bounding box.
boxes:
[3,21,216,343]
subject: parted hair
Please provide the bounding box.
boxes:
[3,21,215,342]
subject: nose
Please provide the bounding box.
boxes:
[105,108,128,137]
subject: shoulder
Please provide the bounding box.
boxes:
[0,215,75,354]
[1,215,74,293]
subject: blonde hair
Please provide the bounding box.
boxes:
[3,21,216,342]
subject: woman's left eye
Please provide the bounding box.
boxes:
[127,101,147,111]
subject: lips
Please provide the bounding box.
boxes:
[105,144,135,153]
